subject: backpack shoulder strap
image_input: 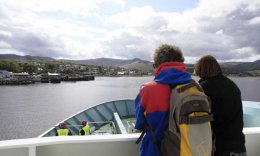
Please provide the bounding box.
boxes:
[136,124,148,144]
[176,80,203,93]
[136,119,160,148]
[170,80,193,90]
[179,114,214,124]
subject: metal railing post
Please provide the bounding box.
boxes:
[29,146,36,156]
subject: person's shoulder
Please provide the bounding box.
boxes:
[142,81,168,90]
[198,77,218,92]
[200,75,223,85]
[217,75,237,85]
[199,78,210,86]
[222,75,234,83]
[143,81,157,87]
[222,75,241,90]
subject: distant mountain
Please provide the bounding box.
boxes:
[254,60,260,65]
[71,58,154,72]
[71,58,142,67]
[221,61,260,72]
[0,54,54,61]
[120,58,153,72]
[1,54,259,75]
[221,62,244,67]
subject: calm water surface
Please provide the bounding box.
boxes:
[0,76,259,140]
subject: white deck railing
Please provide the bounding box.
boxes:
[0,128,260,156]
[0,134,140,156]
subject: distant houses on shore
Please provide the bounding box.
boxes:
[0,67,152,85]
[0,70,95,85]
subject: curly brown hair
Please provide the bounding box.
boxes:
[194,55,222,79]
[153,44,184,67]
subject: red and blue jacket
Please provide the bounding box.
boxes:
[135,62,191,156]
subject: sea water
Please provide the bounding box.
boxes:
[0,76,259,140]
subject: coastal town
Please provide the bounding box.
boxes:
[0,60,152,85]
[0,54,259,85]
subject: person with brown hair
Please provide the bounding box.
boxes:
[195,55,246,156]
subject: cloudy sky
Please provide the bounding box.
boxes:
[0,0,260,63]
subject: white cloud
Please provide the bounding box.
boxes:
[0,41,11,49]
[105,6,157,27]
[0,30,12,38]
[2,0,125,16]
[0,0,115,59]
[0,0,260,62]
[216,29,223,35]
[248,16,260,25]
[100,0,260,62]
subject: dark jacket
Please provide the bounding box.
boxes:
[199,74,246,155]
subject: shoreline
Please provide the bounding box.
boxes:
[1,75,259,86]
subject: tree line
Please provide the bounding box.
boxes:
[0,60,58,74]
[0,60,152,76]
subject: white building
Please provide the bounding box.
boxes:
[117,71,125,75]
